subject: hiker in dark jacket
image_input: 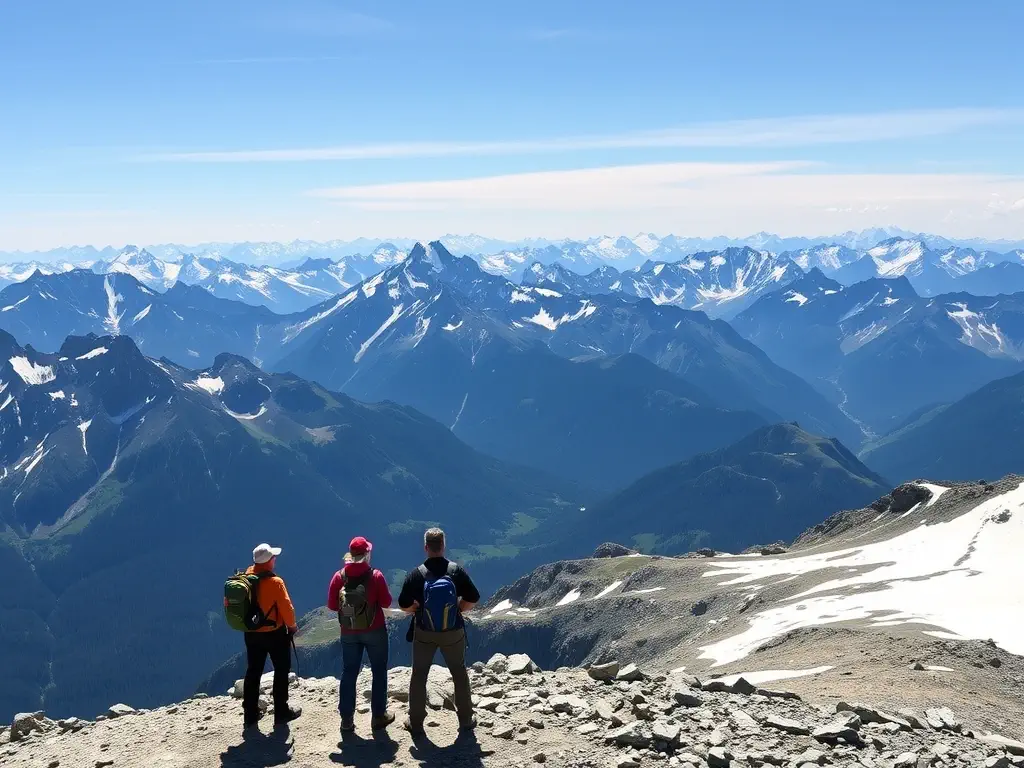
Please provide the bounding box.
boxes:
[397,527,480,734]
[242,543,302,729]
[327,536,394,733]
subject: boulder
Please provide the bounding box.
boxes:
[730,708,757,729]
[486,653,509,673]
[616,663,644,682]
[762,714,810,735]
[507,654,539,675]
[10,711,50,742]
[605,721,652,748]
[549,694,588,715]
[925,707,962,732]
[756,687,800,700]
[588,661,620,681]
[651,721,681,745]
[672,691,703,708]
[730,676,756,695]
[706,746,733,767]
[837,701,910,730]
[593,542,636,558]
[978,733,1024,756]
[595,702,623,726]
[812,719,863,746]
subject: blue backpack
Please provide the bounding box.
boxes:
[417,562,460,631]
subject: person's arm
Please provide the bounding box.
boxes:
[274,577,298,633]
[397,569,420,613]
[373,570,393,609]
[327,571,342,612]
[456,566,480,612]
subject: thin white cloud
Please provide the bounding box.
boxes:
[306,161,1024,240]
[138,108,1024,163]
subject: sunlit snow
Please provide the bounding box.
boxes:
[555,588,582,607]
[76,346,109,360]
[700,482,1024,666]
[10,357,56,385]
[592,581,623,600]
[191,375,225,395]
[715,666,834,686]
[525,308,558,331]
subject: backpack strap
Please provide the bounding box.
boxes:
[253,571,279,629]
[446,562,458,577]
[418,564,429,579]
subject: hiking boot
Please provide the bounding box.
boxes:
[371,712,395,730]
[243,711,263,729]
[340,716,355,733]
[459,715,477,731]
[274,705,302,725]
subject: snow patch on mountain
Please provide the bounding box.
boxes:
[102,276,124,335]
[700,480,1024,666]
[75,346,109,361]
[355,304,405,363]
[525,308,558,331]
[10,357,57,385]
[190,375,225,395]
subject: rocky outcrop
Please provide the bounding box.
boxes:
[593,542,636,558]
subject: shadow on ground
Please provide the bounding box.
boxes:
[220,723,294,766]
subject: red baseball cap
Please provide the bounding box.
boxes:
[349,536,373,555]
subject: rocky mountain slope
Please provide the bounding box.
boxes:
[732,270,1024,434]
[7,652,1024,768]
[860,368,1024,484]
[0,331,584,722]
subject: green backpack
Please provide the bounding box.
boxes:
[338,570,376,631]
[224,571,275,632]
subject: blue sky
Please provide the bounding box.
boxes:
[2,0,1023,250]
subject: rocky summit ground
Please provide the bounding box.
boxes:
[5,653,1024,768]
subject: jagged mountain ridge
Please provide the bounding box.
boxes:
[270,242,864,449]
[521,246,803,318]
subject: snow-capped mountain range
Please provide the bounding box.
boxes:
[732,268,1024,434]
[0,243,411,313]
[521,247,803,318]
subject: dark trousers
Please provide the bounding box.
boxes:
[408,626,473,727]
[243,627,291,721]
[339,627,389,718]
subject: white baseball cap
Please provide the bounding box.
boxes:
[252,543,282,564]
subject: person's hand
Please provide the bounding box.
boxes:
[288,625,298,636]
[401,600,420,614]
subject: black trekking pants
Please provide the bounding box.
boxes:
[243,627,291,720]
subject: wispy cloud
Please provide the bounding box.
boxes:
[305,161,1024,237]
[138,108,1024,163]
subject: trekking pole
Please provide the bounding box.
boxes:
[290,634,299,677]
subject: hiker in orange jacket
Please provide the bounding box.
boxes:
[242,543,302,728]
